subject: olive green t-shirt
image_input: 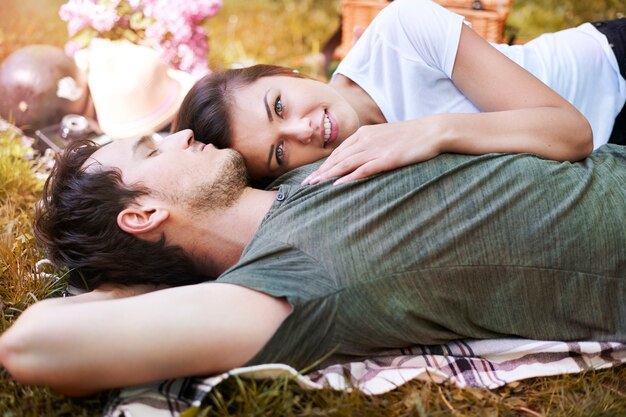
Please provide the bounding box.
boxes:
[217,146,626,370]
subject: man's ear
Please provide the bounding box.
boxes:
[117,206,169,236]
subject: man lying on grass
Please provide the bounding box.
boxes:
[0,129,624,396]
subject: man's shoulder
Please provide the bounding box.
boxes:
[266,159,325,190]
[219,240,337,301]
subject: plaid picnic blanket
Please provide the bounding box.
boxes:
[103,339,626,417]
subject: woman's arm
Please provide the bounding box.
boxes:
[445,24,592,158]
[0,283,290,396]
[305,24,592,185]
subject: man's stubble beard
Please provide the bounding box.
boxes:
[186,150,248,212]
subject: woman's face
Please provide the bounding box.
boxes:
[229,75,360,178]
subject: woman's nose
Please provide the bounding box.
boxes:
[161,129,194,149]
[280,118,313,144]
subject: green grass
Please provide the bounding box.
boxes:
[1,0,625,415]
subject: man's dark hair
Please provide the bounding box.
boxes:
[34,139,205,290]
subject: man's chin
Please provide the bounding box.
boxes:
[187,151,248,212]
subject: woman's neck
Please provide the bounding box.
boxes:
[330,74,387,126]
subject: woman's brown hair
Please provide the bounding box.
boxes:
[173,64,306,149]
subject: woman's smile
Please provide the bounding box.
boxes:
[323,110,339,147]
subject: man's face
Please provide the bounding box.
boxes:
[86,129,248,212]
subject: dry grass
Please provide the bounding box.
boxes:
[194,365,626,417]
[0,132,50,317]
[0,128,110,415]
[0,0,624,415]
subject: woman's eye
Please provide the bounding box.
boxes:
[275,143,284,165]
[274,96,284,117]
[148,149,159,157]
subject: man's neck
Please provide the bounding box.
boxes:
[166,188,276,277]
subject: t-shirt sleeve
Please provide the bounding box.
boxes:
[382,0,465,77]
[218,241,340,369]
[218,240,336,303]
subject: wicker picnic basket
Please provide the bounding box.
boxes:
[334,0,513,59]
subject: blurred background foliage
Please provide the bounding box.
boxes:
[1,0,624,74]
[507,0,624,41]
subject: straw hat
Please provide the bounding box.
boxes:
[85,39,195,139]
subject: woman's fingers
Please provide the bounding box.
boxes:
[333,160,388,185]
[302,135,364,184]
[303,149,372,184]
[302,121,441,185]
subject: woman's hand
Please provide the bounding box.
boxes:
[302,119,442,185]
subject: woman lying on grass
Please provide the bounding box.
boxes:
[175,0,625,184]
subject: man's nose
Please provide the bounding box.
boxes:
[280,118,313,144]
[161,129,194,149]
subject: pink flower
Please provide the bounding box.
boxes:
[59,0,96,36]
[145,21,165,42]
[195,0,222,20]
[126,0,144,10]
[59,0,222,75]
[90,4,119,32]
[64,40,83,57]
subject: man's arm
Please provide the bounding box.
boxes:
[0,283,290,396]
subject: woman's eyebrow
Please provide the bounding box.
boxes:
[263,89,273,122]
[267,144,275,168]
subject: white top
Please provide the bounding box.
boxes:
[334,0,626,149]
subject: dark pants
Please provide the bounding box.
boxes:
[593,19,626,145]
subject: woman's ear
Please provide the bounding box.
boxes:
[117,206,169,236]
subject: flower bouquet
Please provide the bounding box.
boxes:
[59,0,222,77]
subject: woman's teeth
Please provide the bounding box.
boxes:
[323,114,331,144]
